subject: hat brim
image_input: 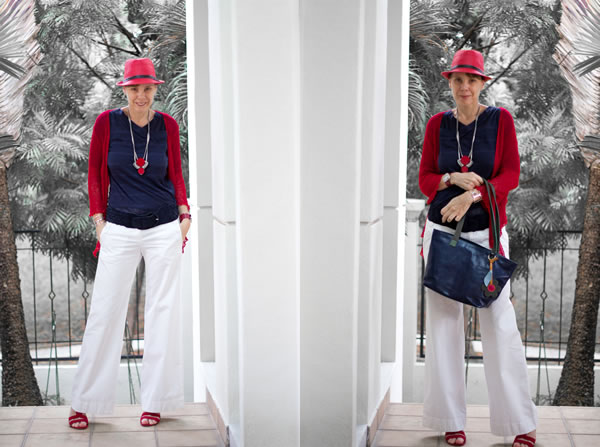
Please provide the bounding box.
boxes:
[116,78,165,86]
[442,68,491,81]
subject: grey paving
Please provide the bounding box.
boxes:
[0,403,224,447]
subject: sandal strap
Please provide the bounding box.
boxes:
[69,417,87,423]
[445,430,466,441]
[141,412,160,418]
[69,412,88,428]
[140,412,161,423]
[513,434,536,447]
[69,412,88,422]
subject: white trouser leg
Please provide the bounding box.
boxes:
[140,219,184,412]
[422,221,467,431]
[476,230,538,436]
[422,286,467,431]
[71,222,141,414]
[421,220,537,435]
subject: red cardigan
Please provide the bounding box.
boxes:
[88,109,189,216]
[88,109,189,255]
[418,107,520,254]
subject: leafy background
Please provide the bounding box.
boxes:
[407,0,587,274]
[9,0,187,281]
[10,0,589,281]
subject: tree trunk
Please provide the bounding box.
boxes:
[0,162,43,406]
[553,160,600,406]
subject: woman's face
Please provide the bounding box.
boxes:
[448,72,486,108]
[122,84,157,114]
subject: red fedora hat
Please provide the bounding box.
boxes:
[441,49,491,81]
[116,58,165,86]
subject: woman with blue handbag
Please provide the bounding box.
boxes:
[418,49,537,447]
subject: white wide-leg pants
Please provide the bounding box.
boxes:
[71,219,184,415]
[422,220,538,436]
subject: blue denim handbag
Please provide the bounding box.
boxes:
[423,180,517,308]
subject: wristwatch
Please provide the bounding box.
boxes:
[470,189,482,203]
[442,173,452,188]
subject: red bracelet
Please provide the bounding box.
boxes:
[179,213,192,223]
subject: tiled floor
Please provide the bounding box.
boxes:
[0,403,224,447]
[372,403,600,446]
[3,402,600,446]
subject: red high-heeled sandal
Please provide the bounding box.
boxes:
[140,411,161,426]
[513,434,536,447]
[445,430,466,445]
[68,411,88,430]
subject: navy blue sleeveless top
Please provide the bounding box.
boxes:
[428,106,500,231]
[107,109,177,215]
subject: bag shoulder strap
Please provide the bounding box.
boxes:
[450,179,500,252]
[484,180,501,253]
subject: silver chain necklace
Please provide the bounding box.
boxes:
[455,104,480,173]
[127,108,150,175]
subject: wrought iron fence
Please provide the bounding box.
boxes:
[7,227,590,368]
[417,230,596,364]
[11,230,145,364]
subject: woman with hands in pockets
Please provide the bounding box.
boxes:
[69,58,191,430]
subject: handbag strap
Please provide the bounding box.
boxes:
[484,179,501,253]
[449,179,500,254]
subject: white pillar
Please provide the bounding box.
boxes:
[355,0,388,434]
[186,0,214,407]
[400,199,425,403]
[233,1,301,446]
[188,1,408,445]
[388,0,411,403]
[382,0,409,363]
[299,1,365,444]
[206,0,241,436]
[206,0,301,445]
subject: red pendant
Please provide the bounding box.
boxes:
[460,155,470,172]
[135,158,146,167]
[138,168,145,175]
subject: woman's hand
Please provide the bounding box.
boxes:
[450,172,483,191]
[95,220,107,242]
[441,191,474,223]
[179,218,191,242]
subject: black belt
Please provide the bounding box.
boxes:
[106,205,178,230]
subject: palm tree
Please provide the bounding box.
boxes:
[552,0,600,406]
[0,0,43,406]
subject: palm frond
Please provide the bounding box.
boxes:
[0,57,25,78]
[410,0,455,47]
[164,61,187,126]
[554,0,600,148]
[578,134,600,166]
[0,0,42,146]
[407,61,428,134]
[145,0,186,68]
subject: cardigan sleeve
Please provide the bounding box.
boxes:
[474,108,520,217]
[418,113,444,203]
[163,113,189,209]
[88,111,110,217]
